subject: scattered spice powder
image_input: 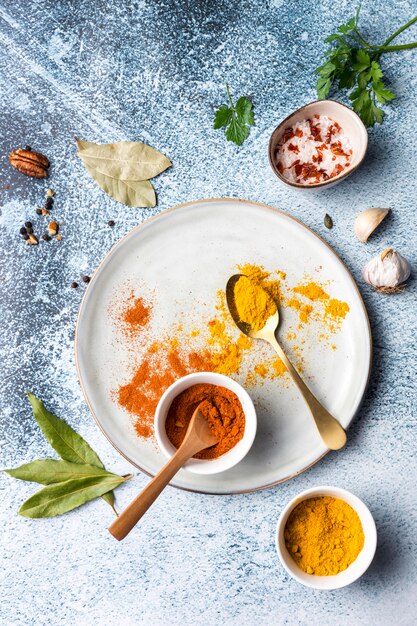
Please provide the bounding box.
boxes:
[254,363,268,377]
[325,298,350,320]
[121,293,152,334]
[293,282,329,301]
[113,263,350,440]
[284,496,364,576]
[272,357,287,376]
[117,344,213,438]
[286,298,313,324]
[165,383,245,459]
[292,281,350,330]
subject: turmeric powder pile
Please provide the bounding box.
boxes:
[284,496,364,576]
[234,274,277,331]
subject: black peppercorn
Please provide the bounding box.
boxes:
[42,233,51,241]
[71,282,79,289]
[20,226,27,235]
[22,233,29,241]
[44,197,54,210]
[25,145,32,151]
[82,275,91,283]
[36,208,42,216]
[107,220,115,227]
[25,221,33,229]
[26,226,33,235]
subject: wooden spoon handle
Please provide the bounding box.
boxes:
[108,442,197,541]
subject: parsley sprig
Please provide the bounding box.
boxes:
[214,84,254,146]
[316,9,417,126]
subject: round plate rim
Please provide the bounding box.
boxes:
[74,198,373,495]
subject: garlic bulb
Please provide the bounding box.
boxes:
[354,208,390,243]
[363,248,411,292]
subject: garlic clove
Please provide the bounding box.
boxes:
[363,248,411,293]
[354,208,390,243]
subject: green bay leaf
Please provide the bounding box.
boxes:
[26,393,117,514]
[19,475,127,518]
[82,161,156,208]
[27,393,104,467]
[4,459,115,484]
[76,139,171,181]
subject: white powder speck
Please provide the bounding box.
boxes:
[48,31,75,64]
[0,200,28,231]
[13,92,31,111]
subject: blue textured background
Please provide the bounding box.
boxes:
[1,1,416,624]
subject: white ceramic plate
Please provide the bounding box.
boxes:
[75,199,371,494]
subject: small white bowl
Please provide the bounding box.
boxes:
[276,486,377,590]
[268,100,368,190]
[154,372,257,475]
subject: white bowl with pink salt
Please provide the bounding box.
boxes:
[269,100,368,189]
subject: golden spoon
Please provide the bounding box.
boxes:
[108,405,219,541]
[226,274,346,451]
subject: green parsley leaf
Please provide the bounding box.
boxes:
[314,8,417,126]
[338,17,356,35]
[213,84,254,146]
[325,34,343,44]
[357,69,372,88]
[226,117,250,145]
[353,49,371,71]
[235,96,255,125]
[316,76,332,99]
[338,68,357,89]
[213,105,232,129]
[350,86,371,112]
[373,81,396,103]
[371,102,385,124]
[370,61,383,83]
[359,98,376,126]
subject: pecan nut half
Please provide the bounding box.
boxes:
[9,148,50,178]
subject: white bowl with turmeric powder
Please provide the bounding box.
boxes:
[276,486,377,590]
[154,372,257,475]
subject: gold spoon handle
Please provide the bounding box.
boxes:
[267,335,347,450]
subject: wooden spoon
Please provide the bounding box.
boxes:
[108,404,219,541]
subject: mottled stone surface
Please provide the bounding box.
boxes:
[0,1,416,624]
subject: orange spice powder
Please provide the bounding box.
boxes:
[123,297,151,327]
[118,292,152,338]
[165,383,245,459]
[117,345,213,438]
[113,264,350,441]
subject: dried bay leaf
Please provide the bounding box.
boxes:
[82,161,156,208]
[76,138,171,181]
[27,393,117,513]
[5,459,116,484]
[102,491,117,514]
[19,475,128,518]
